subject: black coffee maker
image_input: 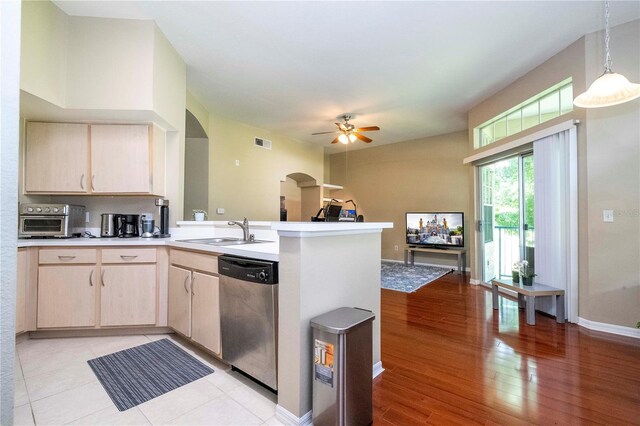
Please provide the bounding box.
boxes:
[154,199,171,238]
[117,214,140,238]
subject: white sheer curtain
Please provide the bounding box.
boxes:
[533,127,578,321]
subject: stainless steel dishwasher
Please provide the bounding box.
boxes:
[218,255,278,390]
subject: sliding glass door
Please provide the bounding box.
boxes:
[480,154,534,283]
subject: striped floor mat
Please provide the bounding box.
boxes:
[88,338,214,411]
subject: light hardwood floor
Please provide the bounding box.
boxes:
[374,272,640,425]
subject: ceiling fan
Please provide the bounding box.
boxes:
[312,115,380,144]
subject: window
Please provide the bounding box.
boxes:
[475,78,573,148]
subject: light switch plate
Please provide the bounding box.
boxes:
[603,210,614,222]
[86,212,91,223]
[216,208,225,215]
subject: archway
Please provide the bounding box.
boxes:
[184,109,209,220]
[280,172,318,222]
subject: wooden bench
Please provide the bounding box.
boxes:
[491,278,565,326]
[404,246,466,273]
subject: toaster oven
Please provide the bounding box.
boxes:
[19,204,86,238]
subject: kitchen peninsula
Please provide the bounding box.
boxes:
[17,220,392,425]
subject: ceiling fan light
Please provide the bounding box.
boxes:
[338,133,349,144]
[574,71,640,108]
[348,134,356,143]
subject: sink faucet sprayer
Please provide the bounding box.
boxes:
[228,217,254,241]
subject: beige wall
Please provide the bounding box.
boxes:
[208,111,324,221]
[583,20,640,326]
[330,131,470,268]
[19,1,187,224]
[467,19,640,328]
[21,0,68,106]
[186,91,209,138]
[65,17,155,111]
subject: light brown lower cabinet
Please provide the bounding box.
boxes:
[35,247,158,330]
[37,265,96,328]
[168,250,221,356]
[168,265,192,337]
[100,265,156,326]
[191,272,221,355]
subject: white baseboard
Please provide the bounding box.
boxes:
[578,317,640,339]
[382,258,468,272]
[469,278,481,285]
[275,406,312,426]
[373,361,384,378]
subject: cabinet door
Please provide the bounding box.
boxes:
[25,122,89,193]
[90,124,150,193]
[168,265,192,337]
[100,265,156,326]
[16,250,27,334]
[37,265,96,328]
[191,272,221,355]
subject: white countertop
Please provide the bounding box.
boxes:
[17,237,280,262]
[17,221,393,261]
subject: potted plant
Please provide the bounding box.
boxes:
[192,209,208,221]
[518,260,536,286]
[511,262,521,283]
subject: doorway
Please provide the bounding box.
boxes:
[480,153,534,283]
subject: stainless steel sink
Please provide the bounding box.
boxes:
[178,237,269,246]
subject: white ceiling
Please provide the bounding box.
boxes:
[54,1,640,152]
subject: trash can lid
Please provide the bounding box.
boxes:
[310,307,375,334]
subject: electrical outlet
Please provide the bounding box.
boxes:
[235,160,240,166]
[394,245,399,251]
[603,210,614,222]
[216,208,225,215]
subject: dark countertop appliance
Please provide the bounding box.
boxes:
[117,214,140,238]
[19,204,85,238]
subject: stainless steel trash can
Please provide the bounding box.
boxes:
[310,307,375,426]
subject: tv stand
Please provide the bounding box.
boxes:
[404,246,466,274]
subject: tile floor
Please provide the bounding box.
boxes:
[14,334,284,426]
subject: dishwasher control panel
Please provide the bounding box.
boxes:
[218,255,278,284]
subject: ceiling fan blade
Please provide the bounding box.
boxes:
[311,131,339,135]
[353,132,372,143]
[331,136,340,144]
[355,126,380,132]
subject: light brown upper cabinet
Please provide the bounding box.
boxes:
[25,122,90,193]
[24,122,165,196]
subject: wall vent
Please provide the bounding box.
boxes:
[254,137,272,150]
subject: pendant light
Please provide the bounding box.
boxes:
[574,1,640,108]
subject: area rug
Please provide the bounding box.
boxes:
[381,261,453,293]
[88,338,214,411]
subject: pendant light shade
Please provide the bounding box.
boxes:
[574,71,640,108]
[574,1,640,108]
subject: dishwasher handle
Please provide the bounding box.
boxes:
[218,255,278,284]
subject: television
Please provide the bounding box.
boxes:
[406,212,464,248]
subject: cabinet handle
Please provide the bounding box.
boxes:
[58,255,76,261]
[89,269,94,286]
[91,175,95,191]
[183,274,190,293]
[101,269,106,287]
[120,255,138,261]
[80,174,85,190]
[191,275,196,296]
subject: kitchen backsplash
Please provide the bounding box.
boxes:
[19,194,160,227]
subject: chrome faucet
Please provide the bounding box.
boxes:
[228,217,254,241]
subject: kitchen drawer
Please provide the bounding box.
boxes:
[170,249,218,274]
[39,248,97,264]
[102,248,157,264]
